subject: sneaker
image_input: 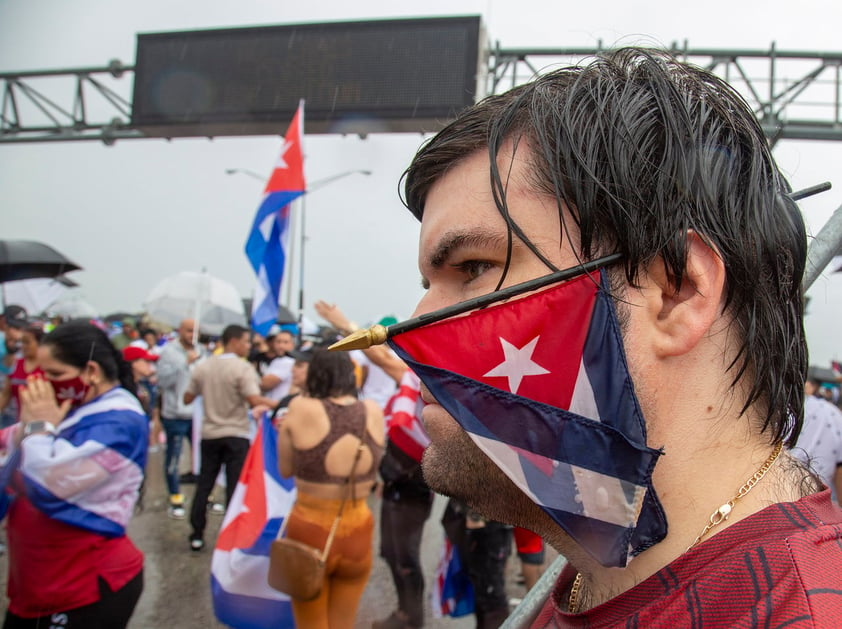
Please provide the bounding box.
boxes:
[179,472,198,484]
[190,537,204,552]
[167,494,186,520]
[208,501,225,515]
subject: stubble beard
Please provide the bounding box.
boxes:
[421,426,542,527]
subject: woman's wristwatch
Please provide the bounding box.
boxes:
[22,421,58,438]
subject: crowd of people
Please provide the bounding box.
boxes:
[2,46,842,628]
[0,300,545,628]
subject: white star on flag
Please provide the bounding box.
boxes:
[483,336,550,394]
[273,139,295,170]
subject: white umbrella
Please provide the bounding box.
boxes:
[143,271,246,337]
[1,276,71,314]
[48,292,99,319]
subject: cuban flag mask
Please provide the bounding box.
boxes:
[388,269,666,568]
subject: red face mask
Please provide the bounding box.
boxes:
[52,375,89,407]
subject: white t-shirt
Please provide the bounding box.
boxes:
[792,395,842,495]
[263,355,294,401]
[351,349,398,410]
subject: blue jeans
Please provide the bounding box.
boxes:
[161,417,193,496]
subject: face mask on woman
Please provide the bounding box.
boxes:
[51,374,89,407]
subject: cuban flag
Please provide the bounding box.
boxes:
[389,270,666,568]
[211,414,297,629]
[383,371,430,462]
[431,537,475,618]
[245,101,307,336]
[9,388,148,535]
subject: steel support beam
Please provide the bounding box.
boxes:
[0,60,140,145]
[0,45,841,146]
[487,45,842,145]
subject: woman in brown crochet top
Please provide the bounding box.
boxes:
[277,348,385,628]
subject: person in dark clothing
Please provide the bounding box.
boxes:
[374,442,435,629]
[441,499,512,629]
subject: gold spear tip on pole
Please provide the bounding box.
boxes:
[328,324,389,351]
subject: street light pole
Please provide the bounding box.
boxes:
[226,167,372,334]
[297,170,372,333]
[225,167,372,189]
[224,167,265,182]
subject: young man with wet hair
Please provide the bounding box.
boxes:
[396,48,842,624]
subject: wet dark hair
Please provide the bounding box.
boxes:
[306,349,357,399]
[43,320,136,395]
[403,47,806,445]
[221,324,249,346]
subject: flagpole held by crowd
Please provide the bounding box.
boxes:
[233,105,372,338]
[242,101,307,336]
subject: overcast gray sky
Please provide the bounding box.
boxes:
[2,0,842,365]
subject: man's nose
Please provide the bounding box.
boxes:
[410,289,449,320]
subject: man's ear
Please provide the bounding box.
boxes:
[647,230,727,358]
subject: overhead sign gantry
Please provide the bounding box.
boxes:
[1,16,840,145]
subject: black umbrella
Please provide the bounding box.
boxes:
[0,240,81,283]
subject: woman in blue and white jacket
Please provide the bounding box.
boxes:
[0,320,148,629]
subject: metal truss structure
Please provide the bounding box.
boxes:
[0,60,141,145]
[487,43,842,147]
[1,44,841,145]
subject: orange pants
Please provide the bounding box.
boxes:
[285,491,374,629]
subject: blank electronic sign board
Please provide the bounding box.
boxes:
[131,16,484,138]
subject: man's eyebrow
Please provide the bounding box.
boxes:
[427,229,509,269]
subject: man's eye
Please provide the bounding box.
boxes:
[452,260,494,282]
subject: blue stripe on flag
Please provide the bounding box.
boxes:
[245,192,301,274]
[248,198,292,336]
[437,538,475,618]
[212,575,295,629]
[582,289,648,443]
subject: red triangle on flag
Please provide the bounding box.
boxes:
[264,102,306,194]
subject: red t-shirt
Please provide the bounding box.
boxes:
[8,358,44,420]
[6,485,144,617]
[534,490,842,628]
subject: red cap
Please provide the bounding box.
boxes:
[122,346,159,362]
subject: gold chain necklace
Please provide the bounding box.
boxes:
[567,442,784,614]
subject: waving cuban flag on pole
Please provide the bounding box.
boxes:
[245,101,307,336]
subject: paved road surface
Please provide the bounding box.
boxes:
[0,448,556,627]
